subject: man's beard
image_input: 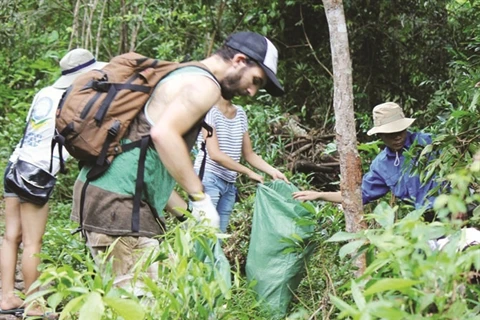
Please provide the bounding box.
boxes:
[220,86,235,100]
[219,68,246,100]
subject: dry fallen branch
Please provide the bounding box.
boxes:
[269,117,340,190]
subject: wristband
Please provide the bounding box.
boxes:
[176,214,188,222]
[188,191,206,202]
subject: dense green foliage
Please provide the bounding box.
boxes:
[1,0,480,319]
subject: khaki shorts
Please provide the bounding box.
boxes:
[86,231,160,294]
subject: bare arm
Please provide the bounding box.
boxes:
[242,132,289,182]
[165,190,189,218]
[292,190,343,203]
[150,76,220,195]
[204,127,264,183]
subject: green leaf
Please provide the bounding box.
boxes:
[424,165,436,183]
[47,292,64,311]
[67,287,91,294]
[361,258,391,277]
[25,288,57,303]
[47,30,59,43]
[433,194,449,210]
[363,278,421,296]
[59,296,85,320]
[447,196,467,215]
[371,202,395,228]
[79,292,104,320]
[339,240,366,259]
[450,110,471,117]
[329,294,359,318]
[324,142,337,154]
[300,201,317,214]
[327,231,361,242]
[369,303,409,319]
[419,144,433,158]
[104,297,145,320]
[350,280,366,310]
[175,228,185,255]
[291,233,304,242]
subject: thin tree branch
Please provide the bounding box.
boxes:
[69,0,82,50]
[129,4,147,52]
[81,1,88,48]
[118,0,127,54]
[285,138,311,149]
[290,143,313,158]
[207,0,225,56]
[300,5,333,78]
[94,0,106,57]
[86,0,99,51]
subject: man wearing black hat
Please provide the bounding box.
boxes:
[71,31,284,293]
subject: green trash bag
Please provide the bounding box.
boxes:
[246,180,315,318]
[194,238,231,291]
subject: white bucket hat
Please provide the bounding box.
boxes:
[367,102,416,136]
[52,48,107,89]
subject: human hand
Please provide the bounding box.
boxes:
[247,170,264,184]
[292,190,322,201]
[270,169,289,183]
[190,194,220,228]
[453,211,468,221]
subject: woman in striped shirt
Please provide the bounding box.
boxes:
[194,97,288,232]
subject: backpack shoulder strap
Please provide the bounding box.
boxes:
[198,121,213,181]
[175,61,220,86]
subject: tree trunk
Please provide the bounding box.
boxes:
[119,0,128,54]
[322,0,367,275]
[69,0,82,50]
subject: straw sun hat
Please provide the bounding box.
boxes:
[367,102,415,136]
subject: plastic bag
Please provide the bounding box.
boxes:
[246,180,315,318]
[194,238,231,291]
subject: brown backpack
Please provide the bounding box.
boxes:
[55,52,211,168]
[54,52,216,234]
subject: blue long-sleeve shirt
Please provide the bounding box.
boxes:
[362,131,438,209]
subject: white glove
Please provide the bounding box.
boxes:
[190,193,220,229]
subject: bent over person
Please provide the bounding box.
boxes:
[293,102,441,218]
[1,49,106,317]
[193,97,288,233]
[70,32,285,292]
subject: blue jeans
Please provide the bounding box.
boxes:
[201,171,237,233]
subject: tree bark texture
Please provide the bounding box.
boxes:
[322,0,367,274]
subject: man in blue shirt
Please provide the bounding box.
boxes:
[293,102,440,217]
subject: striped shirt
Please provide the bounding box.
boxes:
[194,105,248,183]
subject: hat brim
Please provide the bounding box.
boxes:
[367,118,415,136]
[259,64,284,96]
[52,61,108,89]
